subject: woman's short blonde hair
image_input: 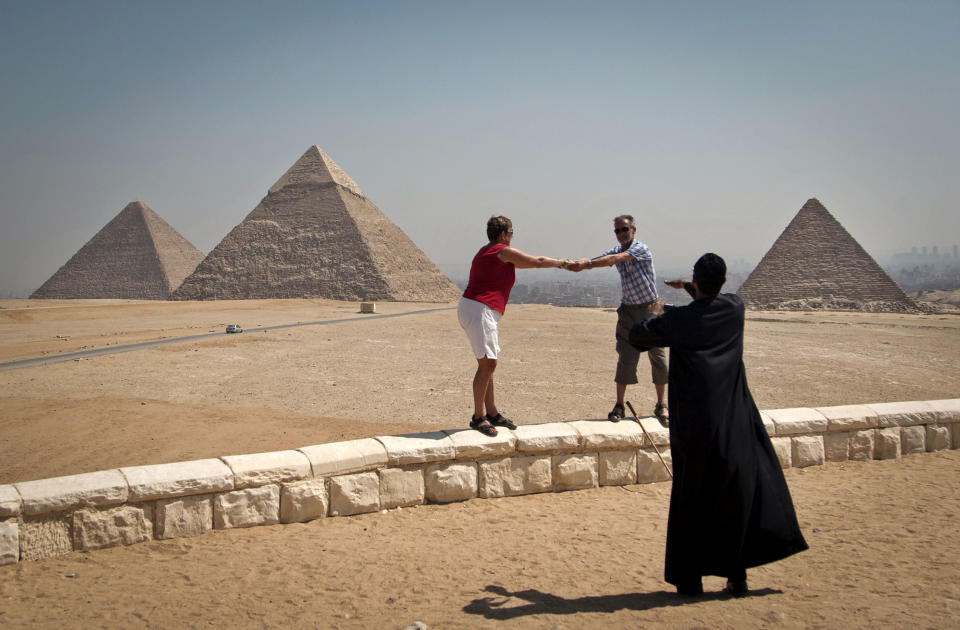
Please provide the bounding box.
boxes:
[487,216,512,242]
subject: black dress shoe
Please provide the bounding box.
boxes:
[676,579,703,597]
[724,578,748,597]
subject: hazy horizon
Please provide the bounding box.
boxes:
[2,1,958,297]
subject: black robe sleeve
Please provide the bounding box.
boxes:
[628,282,696,351]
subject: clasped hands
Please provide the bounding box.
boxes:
[562,258,592,272]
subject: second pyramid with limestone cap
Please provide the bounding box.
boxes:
[173,146,461,301]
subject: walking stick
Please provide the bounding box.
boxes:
[625,401,673,479]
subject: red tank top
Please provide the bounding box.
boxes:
[462,243,515,314]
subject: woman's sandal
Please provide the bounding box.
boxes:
[608,403,625,422]
[486,413,517,430]
[470,416,498,437]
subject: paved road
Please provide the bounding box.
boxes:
[0,306,455,371]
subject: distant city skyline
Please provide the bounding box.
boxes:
[898,244,960,258]
[2,2,958,297]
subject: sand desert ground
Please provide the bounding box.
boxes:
[1,298,959,628]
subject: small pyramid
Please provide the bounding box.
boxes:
[31,201,205,300]
[737,198,918,312]
[172,146,461,302]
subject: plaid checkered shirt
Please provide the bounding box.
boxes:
[602,239,659,305]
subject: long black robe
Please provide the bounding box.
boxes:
[629,289,808,586]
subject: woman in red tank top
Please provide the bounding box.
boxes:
[458,216,573,436]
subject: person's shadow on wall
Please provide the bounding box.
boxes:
[463,584,780,620]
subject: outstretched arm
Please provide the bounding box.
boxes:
[570,251,634,270]
[665,279,696,298]
[498,247,567,270]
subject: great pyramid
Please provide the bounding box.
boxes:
[172,146,461,302]
[31,201,205,300]
[737,198,918,312]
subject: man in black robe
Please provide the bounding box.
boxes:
[629,253,808,597]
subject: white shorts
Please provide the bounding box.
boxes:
[458,297,502,359]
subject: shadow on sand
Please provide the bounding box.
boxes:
[463,584,781,620]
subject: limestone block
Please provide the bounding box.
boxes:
[770,437,792,468]
[442,427,518,460]
[792,436,825,468]
[0,485,21,518]
[875,427,901,460]
[379,468,425,509]
[515,422,580,454]
[925,425,951,452]
[156,494,213,539]
[759,412,776,437]
[569,420,643,451]
[16,470,128,516]
[73,504,153,551]
[600,450,638,486]
[868,401,937,428]
[298,438,387,477]
[280,479,328,523]
[19,514,72,561]
[823,431,852,462]
[213,485,281,529]
[329,472,380,516]
[375,432,455,466]
[816,404,879,432]
[221,450,311,489]
[900,425,926,455]
[552,454,598,491]
[927,399,960,424]
[849,429,876,461]
[424,462,477,503]
[122,459,234,501]
[955,423,960,450]
[636,418,670,446]
[478,456,551,498]
[637,448,673,482]
[766,408,828,436]
[0,519,18,565]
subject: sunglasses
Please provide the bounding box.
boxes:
[614,227,632,235]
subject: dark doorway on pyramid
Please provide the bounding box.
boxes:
[737,198,918,312]
[173,146,460,302]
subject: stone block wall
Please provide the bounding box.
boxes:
[0,398,957,566]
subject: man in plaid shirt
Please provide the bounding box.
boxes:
[571,215,668,424]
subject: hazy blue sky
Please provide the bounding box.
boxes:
[1,0,957,295]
